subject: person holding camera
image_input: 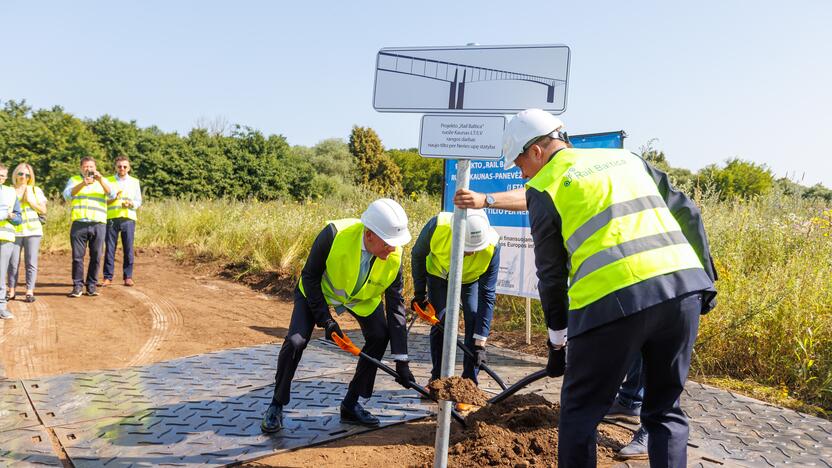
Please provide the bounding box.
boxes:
[102,155,142,287]
[62,156,114,298]
[7,163,47,303]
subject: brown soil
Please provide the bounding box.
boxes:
[487,329,548,358]
[249,395,634,468]
[435,394,632,467]
[428,376,490,406]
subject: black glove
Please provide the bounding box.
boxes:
[546,344,566,377]
[473,345,487,367]
[410,296,429,312]
[324,319,343,342]
[395,360,415,389]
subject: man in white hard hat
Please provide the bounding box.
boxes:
[459,109,717,467]
[261,198,416,432]
[411,209,500,395]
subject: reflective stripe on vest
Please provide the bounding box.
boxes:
[298,218,402,317]
[0,186,17,242]
[69,176,107,223]
[106,175,139,220]
[526,148,704,310]
[425,212,498,284]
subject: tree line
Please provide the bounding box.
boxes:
[0,100,827,203]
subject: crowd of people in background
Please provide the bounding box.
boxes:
[0,155,141,319]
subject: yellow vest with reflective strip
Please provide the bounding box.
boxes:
[0,186,17,242]
[526,148,704,310]
[298,218,402,317]
[16,186,44,237]
[106,175,139,220]
[426,212,498,284]
[69,176,107,224]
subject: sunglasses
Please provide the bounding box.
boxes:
[16,172,30,178]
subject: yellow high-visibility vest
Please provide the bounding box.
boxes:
[106,175,140,220]
[68,176,107,224]
[15,186,45,237]
[526,148,704,310]
[299,218,402,317]
[0,186,17,242]
[426,212,498,284]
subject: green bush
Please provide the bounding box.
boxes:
[389,148,443,195]
[348,126,403,196]
[699,158,775,200]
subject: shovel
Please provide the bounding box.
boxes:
[487,368,549,404]
[413,303,508,391]
[330,331,467,427]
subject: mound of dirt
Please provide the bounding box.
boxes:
[428,376,490,406]
[416,394,632,467]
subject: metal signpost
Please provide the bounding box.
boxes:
[373,43,570,468]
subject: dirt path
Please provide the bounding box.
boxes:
[0,249,366,379]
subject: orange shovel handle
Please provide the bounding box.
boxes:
[331,332,361,356]
[414,302,440,326]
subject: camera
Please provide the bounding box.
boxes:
[86,170,95,178]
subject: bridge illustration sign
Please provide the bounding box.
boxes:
[373,44,570,114]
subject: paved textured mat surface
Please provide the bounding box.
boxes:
[22,343,355,427]
[51,372,432,467]
[0,426,62,467]
[2,328,831,466]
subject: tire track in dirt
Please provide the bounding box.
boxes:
[31,299,59,376]
[121,287,184,366]
[0,300,60,378]
[4,301,37,378]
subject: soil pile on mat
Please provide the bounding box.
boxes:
[428,376,490,406]
[416,393,632,467]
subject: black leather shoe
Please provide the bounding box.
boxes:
[340,401,380,427]
[260,402,283,433]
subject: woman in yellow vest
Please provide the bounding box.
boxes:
[410,209,500,389]
[501,109,717,468]
[261,199,414,433]
[7,163,47,303]
[0,164,23,320]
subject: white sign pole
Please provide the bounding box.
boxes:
[525,297,532,345]
[433,159,470,468]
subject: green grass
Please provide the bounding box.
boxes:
[42,190,832,411]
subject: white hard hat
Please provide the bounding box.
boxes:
[464,209,497,252]
[502,108,565,169]
[361,198,412,247]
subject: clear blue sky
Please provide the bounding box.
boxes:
[2,1,830,186]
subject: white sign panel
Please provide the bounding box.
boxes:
[373,44,570,114]
[419,114,506,160]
